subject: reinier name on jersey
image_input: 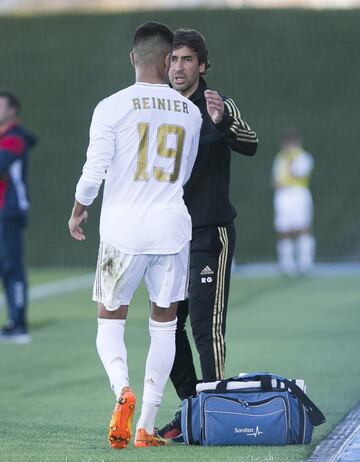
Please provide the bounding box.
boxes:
[132,97,189,114]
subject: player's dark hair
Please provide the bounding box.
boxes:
[0,89,21,115]
[173,28,210,75]
[133,22,173,48]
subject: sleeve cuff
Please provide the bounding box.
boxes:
[75,176,99,206]
[74,193,94,207]
[214,112,233,131]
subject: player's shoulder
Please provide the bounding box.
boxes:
[96,85,134,110]
[0,124,27,155]
[187,99,202,123]
[170,88,202,120]
[92,86,136,124]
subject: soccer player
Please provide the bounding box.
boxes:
[0,90,36,344]
[68,22,202,449]
[272,129,315,275]
[158,29,258,441]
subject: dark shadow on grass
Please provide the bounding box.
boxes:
[29,319,58,330]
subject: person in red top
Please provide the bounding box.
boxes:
[0,90,36,343]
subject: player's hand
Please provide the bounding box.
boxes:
[205,89,224,125]
[68,210,88,241]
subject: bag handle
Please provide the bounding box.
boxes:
[214,373,273,394]
[215,372,326,427]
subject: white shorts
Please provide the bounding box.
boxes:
[93,241,190,310]
[274,187,313,233]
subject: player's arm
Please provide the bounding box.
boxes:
[68,102,115,241]
[205,90,258,156]
[68,200,88,241]
[291,152,314,178]
[0,134,25,174]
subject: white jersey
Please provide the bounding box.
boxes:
[75,82,202,254]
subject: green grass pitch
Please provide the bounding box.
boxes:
[0,269,359,462]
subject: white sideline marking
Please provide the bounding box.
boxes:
[232,262,360,278]
[0,273,94,307]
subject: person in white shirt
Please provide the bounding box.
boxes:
[272,129,315,275]
[68,22,202,449]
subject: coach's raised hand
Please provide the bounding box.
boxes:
[204,89,224,124]
[68,201,88,241]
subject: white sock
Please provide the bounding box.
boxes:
[277,238,297,275]
[136,317,177,434]
[96,318,129,401]
[296,234,316,274]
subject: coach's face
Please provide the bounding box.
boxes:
[169,46,206,98]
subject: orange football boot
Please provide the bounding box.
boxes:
[134,428,169,447]
[108,387,136,449]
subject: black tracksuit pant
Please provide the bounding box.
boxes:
[170,221,236,400]
[0,215,28,328]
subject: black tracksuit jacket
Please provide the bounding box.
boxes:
[184,78,258,227]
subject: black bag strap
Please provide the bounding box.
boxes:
[186,398,194,445]
[214,373,325,427]
[282,377,326,427]
[214,376,247,393]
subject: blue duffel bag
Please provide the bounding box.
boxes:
[181,372,326,446]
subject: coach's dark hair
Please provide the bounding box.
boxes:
[173,28,210,75]
[0,90,21,115]
[133,22,173,48]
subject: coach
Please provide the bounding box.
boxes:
[158,29,258,440]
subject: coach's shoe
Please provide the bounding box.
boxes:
[0,322,31,344]
[134,428,169,447]
[157,409,183,443]
[108,387,136,449]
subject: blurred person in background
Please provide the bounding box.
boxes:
[158,28,258,442]
[0,90,36,344]
[272,129,315,276]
